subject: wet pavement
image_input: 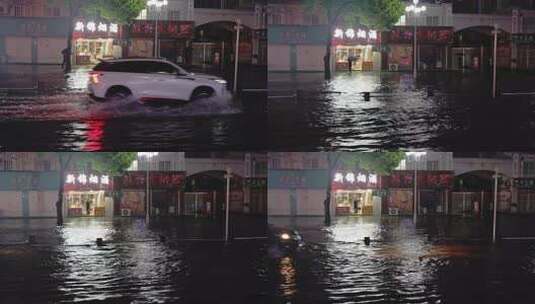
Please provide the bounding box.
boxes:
[0,216,272,303]
[0,65,266,151]
[268,71,535,151]
[267,215,535,304]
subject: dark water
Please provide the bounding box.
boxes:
[3,216,535,303]
[0,217,272,303]
[0,67,266,151]
[268,216,535,304]
[268,71,535,150]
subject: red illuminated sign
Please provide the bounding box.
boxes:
[129,20,194,39]
[386,171,454,189]
[117,171,186,189]
[385,26,453,44]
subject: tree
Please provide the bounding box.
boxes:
[322,152,405,224]
[52,152,137,225]
[305,0,405,79]
[54,0,147,72]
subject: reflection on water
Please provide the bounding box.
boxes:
[268,72,535,150]
[270,216,535,303]
[0,218,271,303]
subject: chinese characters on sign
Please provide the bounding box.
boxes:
[512,34,535,45]
[387,171,454,189]
[119,172,185,189]
[385,27,453,44]
[332,171,379,189]
[129,20,194,39]
[66,173,110,185]
[333,28,379,44]
[74,21,118,34]
[244,178,267,188]
[513,178,535,189]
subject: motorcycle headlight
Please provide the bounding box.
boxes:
[280,233,291,240]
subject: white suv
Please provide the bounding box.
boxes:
[88,58,229,102]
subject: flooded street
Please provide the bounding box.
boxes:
[268,71,535,150]
[268,216,535,304]
[0,216,272,303]
[0,66,266,151]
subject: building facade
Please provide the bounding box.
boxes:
[0,0,70,64]
[267,0,535,73]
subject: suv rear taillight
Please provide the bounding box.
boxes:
[89,72,102,84]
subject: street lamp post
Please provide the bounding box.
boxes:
[233,19,242,93]
[138,152,159,225]
[147,0,168,58]
[405,0,427,80]
[407,152,427,223]
[224,168,232,243]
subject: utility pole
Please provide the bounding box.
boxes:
[493,169,499,243]
[492,24,498,98]
[233,19,241,93]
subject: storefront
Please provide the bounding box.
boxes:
[268,25,329,72]
[244,177,267,215]
[512,34,535,70]
[127,20,194,64]
[332,27,381,71]
[331,171,381,216]
[383,26,453,71]
[72,19,122,65]
[385,170,453,216]
[452,27,510,71]
[64,172,113,217]
[183,171,244,217]
[0,17,69,64]
[268,169,328,216]
[115,171,185,217]
[513,178,535,213]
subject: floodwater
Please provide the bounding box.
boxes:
[3,216,535,303]
[0,66,266,151]
[268,216,535,304]
[268,71,535,150]
[0,217,272,303]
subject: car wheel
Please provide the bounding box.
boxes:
[190,87,214,101]
[105,87,132,101]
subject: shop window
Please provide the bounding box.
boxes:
[14,5,23,16]
[255,161,267,175]
[159,161,171,171]
[426,16,439,26]
[271,158,281,169]
[303,13,319,25]
[523,161,535,176]
[168,10,181,20]
[270,14,282,25]
[45,6,60,17]
[427,160,439,171]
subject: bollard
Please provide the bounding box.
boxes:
[96,238,105,246]
[28,235,36,244]
[363,92,371,101]
[364,237,371,246]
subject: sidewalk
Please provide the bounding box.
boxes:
[0,64,90,93]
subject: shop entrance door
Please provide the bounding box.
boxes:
[184,192,212,217]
